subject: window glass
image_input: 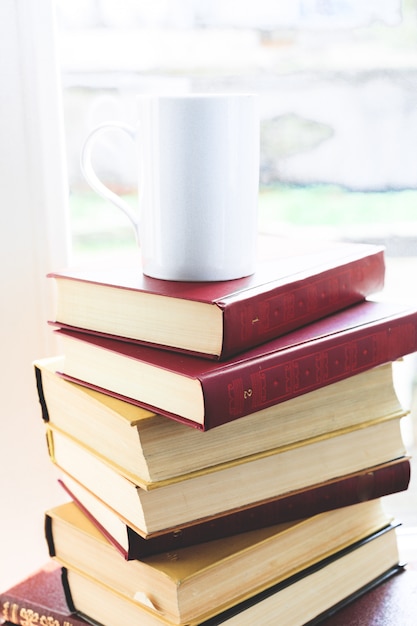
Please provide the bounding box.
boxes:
[56,0,417,263]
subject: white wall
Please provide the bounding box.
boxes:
[0,0,70,590]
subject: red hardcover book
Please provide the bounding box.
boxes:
[56,299,417,430]
[48,237,385,359]
[0,561,89,626]
[57,458,411,560]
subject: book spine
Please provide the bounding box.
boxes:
[60,570,104,626]
[60,569,78,615]
[221,250,385,358]
[34,364,50,422]
[0,595,85,626]
[205,310,417,428]
[45,513,57,557]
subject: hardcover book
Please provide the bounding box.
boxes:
[0,561,89,626]
[48,237,385,359]
[55,299,417,430]
[35,356,406,484]
[201,526,403,626]
[45,415,406,535]
[60,524,401,626]
[58,458,411,560]
[317,559,417,626]
[46,499,392,626]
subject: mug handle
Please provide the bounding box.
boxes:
[80,122,139,242]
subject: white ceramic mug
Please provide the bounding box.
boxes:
[81,93,260,281]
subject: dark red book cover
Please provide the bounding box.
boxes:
[57,299,417,430]
[49,238,385,359]
[56,458,410,560]
[0,561,89,626]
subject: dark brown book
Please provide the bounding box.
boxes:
[48,238,385,359]
[57,458,411,559]
[0,561,89,626]
[55,299,417,430]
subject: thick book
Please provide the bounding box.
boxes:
[45,415,407,535]
[48,238,385,359]
[60,524,401,626]
[46,499,392,626]
[55,299,417,430]
[35,356,407,484]
[58,458,411,559]
[0,560,89,626]
[201,526,404,626]
[316,557,417,625]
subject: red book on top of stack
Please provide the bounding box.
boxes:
[48,237,385,360]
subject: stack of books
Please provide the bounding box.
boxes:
[2,237,416,625]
